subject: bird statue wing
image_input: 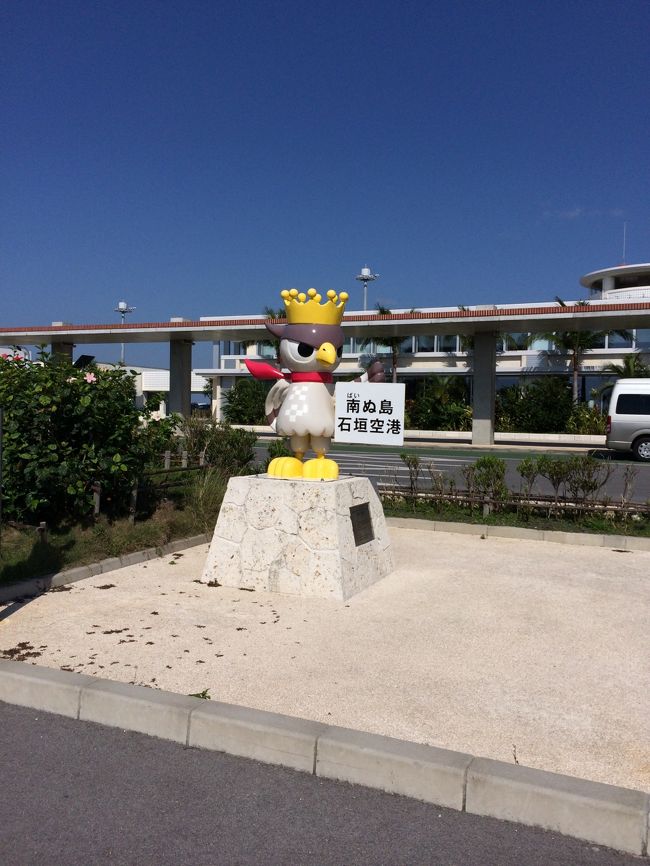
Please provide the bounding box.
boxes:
[265,379,290,430]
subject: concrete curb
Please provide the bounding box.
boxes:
[386,516,650,551]
[0,533,212,605]
[0,660,647,857]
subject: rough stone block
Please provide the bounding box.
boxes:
[466,757,649,856]
[0,660,94,718]
[201,476,393,600]
[189,702,326,772]
[79,680,196,743]
[316,726,472,810]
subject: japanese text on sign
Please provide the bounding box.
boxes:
[334,382,406,446]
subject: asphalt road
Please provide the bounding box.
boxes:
[256,442,650,504]
[0,701,640,866]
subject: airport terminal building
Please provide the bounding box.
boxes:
[199,263,650,421]
[2,262,650,444]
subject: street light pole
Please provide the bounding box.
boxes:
[114,300,136,365]
[355,266,379,312]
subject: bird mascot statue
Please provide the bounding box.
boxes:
[245,288,384,480]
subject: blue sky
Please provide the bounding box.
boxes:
[2,0,649,366]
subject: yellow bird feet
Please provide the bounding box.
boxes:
[266,455,339,480]
[302,456,339,480]
[267,456,304,478]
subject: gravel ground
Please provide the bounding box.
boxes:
[1,526,648,792]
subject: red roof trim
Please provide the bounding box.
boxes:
[1,301,650,334]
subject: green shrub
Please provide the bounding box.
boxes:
[0,353,159,523]
[564,454,612,502]
[566,404,607,435]
[536,455,571,503]
[517,456,539,496]
[203,422,257,475]
[496,377,573,433]
[222,379,270,425]
[405,377,472,430]
[472,455,508,504]
[172,417,257,474]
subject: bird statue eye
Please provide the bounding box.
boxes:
[337,346,343,358]
[297,342,315,358]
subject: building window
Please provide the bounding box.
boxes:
[438,334,458,353]
[416,335,436,352]
[257,342,277,359]
[504,333,529,351]
[634,329,650,349]
[606,332,633,349]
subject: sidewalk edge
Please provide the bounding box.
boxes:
[0,660,646,857]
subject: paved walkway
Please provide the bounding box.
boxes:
[1,526,648,792]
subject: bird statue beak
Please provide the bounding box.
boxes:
[315,341,337,366]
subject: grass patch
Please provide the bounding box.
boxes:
[383,498,650,537]
[0,469,228,587]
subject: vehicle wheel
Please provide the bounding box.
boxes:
[632,436,650,461]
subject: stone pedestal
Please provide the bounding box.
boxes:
[201,475,393,600]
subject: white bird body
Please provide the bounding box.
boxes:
[270,380,335,438]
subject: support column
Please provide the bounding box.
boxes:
[169,340,192,417]
[50,341,74,362]
[471,331,497,446]
[211,376,222,421]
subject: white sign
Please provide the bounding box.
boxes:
[334,382,406,446]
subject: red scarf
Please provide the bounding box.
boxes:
[244,359,333,384]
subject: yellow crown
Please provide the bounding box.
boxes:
[280,288,348,325]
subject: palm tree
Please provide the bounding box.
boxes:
[357,304,408,383]
[603,352,650,379]
[531,298,631,403]
[243,306,285,361]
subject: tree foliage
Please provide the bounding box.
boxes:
[405,376,472,430]
[222,378,270,425]
[602,352,650,379]
[531,299,631,402]
[0,353,168,523]
[495,377,573,433]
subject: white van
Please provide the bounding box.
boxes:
[606,379,650,461]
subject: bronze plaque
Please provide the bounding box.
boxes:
[349,502,374,546]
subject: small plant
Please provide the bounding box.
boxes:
[621,465,638,506]
[400,452,422,509]
[472,455,508,512]
[203,422,257,476]
[536,455,571,511]
[564,454,613,503]
[222,378,270,424]
[188,688,211,700]
[566,404,607,435]
[185,468,229,534]
[517,456,539,497]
